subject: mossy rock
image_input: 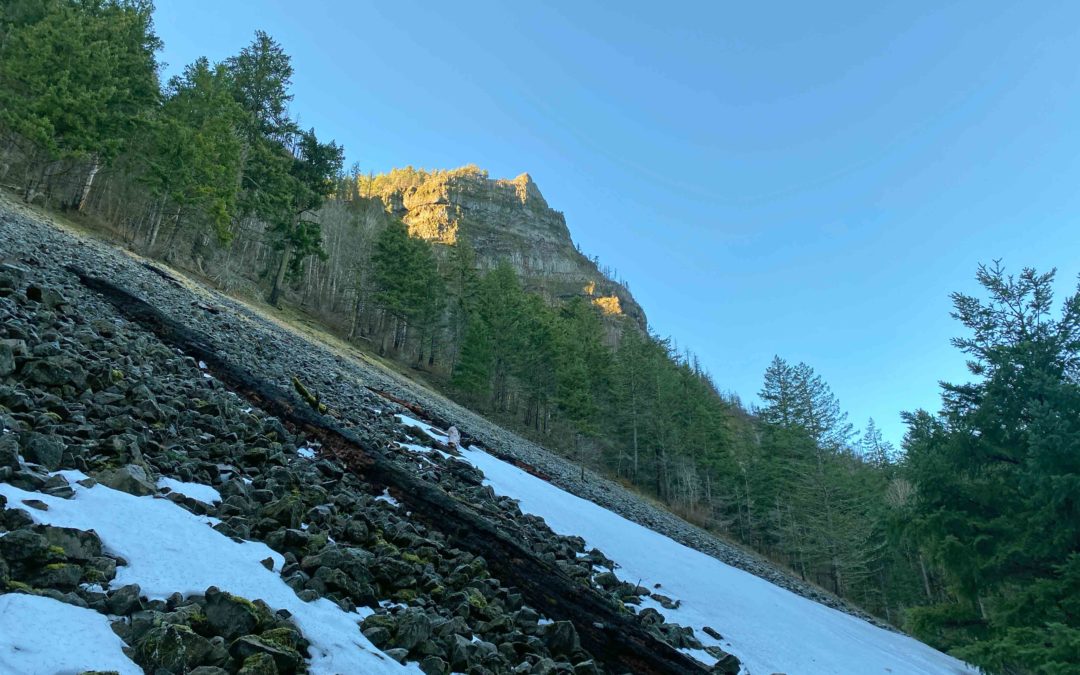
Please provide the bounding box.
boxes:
[135,623,215,672]
[204,588,273,640]
[230,634,301,674]
[237,652,279,675]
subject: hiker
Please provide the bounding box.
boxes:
[447,425,461,450]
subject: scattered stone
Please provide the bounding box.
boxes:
[539,621,580,657]
[21,432,64,471]
[96,464,158,497]
[230,634,301,673]
[107,583,143,615]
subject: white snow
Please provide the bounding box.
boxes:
[157,476,221,504]
[0,593,141,675]
[0,480,417,674]
[375,488,400,508]
[298,447,317,459]
[453,445,977,675]
[396,442,451,460]
[395,414,447,442]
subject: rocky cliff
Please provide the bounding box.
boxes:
[358,166,647,330]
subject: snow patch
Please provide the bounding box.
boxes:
[157,476,221,504]
[395,414,447,442]
[456,445,976,675]
[297,447,317,459]
[375,488,400,508]
[0,593,141,675]
[0,480,417,674]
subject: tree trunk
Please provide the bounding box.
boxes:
[77,156,100,211]
[269,245,291,307]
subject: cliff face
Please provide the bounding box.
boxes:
[359,166,647,329]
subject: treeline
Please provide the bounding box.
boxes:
[1,4,1076,673]
[0,0,343,307]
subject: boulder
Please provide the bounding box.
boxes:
[0,435,20,469]
[204,588,270,640]
[0,341,14,376]
[135,623,215,673]
[21,433,64,471]
[96,464,157,497]
[30,562,82,590]
[230,635,301,674]
[107,583,143,615]
[0,529,48,562]
[539,621,580,657]
[393,608,433,651]
[237,652,279,675]
[35,525,102,561]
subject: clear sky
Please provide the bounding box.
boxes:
[152,0,1080,446]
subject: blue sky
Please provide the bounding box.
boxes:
[153,1,1080,446]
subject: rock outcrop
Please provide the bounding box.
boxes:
[359,166,647,330]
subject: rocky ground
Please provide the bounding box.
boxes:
[0,194,870,674]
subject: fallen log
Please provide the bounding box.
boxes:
[71,267,720,675]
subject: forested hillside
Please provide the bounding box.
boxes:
[1,2,1076,672]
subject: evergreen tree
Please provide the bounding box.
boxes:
[904,263,1080,673]
[0,0,160,203]
[859,418,895,467]
[133,57,245,247]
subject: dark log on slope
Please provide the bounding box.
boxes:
[71,268,718,675]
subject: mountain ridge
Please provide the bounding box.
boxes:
[357,165,648,330]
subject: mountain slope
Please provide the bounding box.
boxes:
[0,195,974,673]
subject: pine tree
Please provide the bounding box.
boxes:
[0,0,160,203]
[904,262,1080,672]
[859,418,895,467]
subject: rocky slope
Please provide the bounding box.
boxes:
[358,166,646,329]
[0,192,930,675]
[0,196,735,673]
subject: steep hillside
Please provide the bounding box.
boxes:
[358,166,647,329]
[0,194,975,674]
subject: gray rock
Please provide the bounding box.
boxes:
[383,647,409,663]
[0,341,14,376]
[229,635,301,673]
[0,529,48,561]
[539,621,580,657]
[362,626,391,648]
[108,583,143,615]
[204,588,267,640]
[96,464,157,497]
[394,608,433,650]
[419,655,448,675]
[21,433,64,471]
[135,623,215,673]
[30,562,82,590]
[237,652,279,675]
[85,556,117,583]
[35,525,102,561]
[448,634,477,670]
[711,652,742,674]
[21,357,86,388]
[0,435,19,469]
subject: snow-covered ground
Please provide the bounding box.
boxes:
[0,593,142,675]
[157,476,222,504]
[431,438,976,675]
[0,474,418,675]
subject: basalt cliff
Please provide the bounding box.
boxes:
[358,166,647,329]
